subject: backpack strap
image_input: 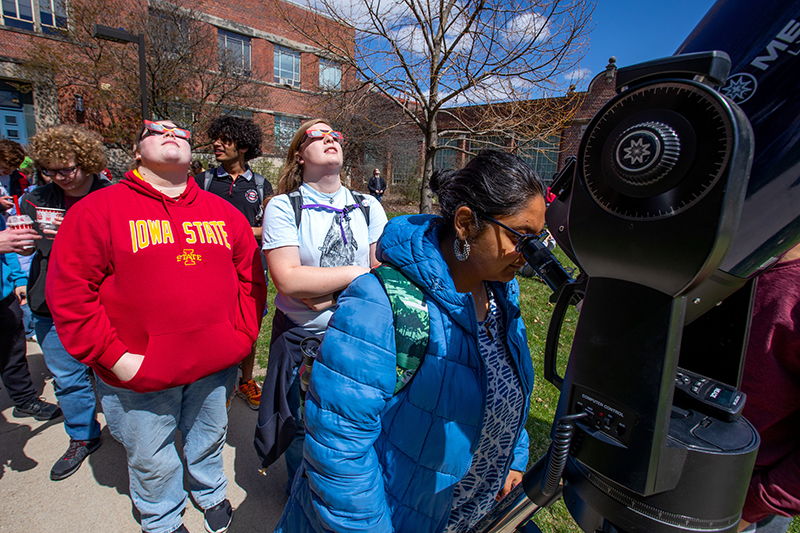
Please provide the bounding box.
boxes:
[253,173,265,205]
[202,169,215,191]
[288,190,303,228]
[289,188,370,229]
[372,264,430,394]
[350,190,371,226]
[253,172,266,226]
[204,167,264,203]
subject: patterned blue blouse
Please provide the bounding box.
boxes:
[444,285,526,532]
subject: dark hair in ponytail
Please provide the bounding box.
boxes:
[432,150,545,235]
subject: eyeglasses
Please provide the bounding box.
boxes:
[302,129,344,143]
[41,165,78,178]
[481,214,548,252]
[142,120,192,140]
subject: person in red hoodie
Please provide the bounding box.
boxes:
[46,120,267,533]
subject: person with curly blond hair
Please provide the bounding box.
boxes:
[19,124,112,481]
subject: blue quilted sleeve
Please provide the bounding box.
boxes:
[302,272,398,532]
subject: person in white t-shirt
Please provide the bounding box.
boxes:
[261,119,387,491]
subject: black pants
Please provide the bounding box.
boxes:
[0,292,37,406]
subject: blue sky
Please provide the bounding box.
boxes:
[567,0,719,89]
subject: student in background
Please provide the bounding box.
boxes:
[198,116,273,410]
[0,219,59,423]
[0,140,29,217]
[20,125,111,481]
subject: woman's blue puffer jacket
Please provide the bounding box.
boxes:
[275,214,536,533]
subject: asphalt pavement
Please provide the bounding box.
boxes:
[0,340,289,533]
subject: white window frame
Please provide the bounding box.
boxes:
[274,45,301,88]
[2,0,34,30]
[318,58,341,91]
[39,0,66,31]
[218,28,251,75]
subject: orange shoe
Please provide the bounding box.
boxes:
[237,379,261,410]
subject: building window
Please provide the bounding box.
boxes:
[518,135,560,184]
[391,150,420,185]
[274,45,301,88]
[468,135,506,154]
[39,0,66,34]
[2,0,34,31]
[218,28,251,75]
[319,58,341,90]
[275,114,301,148]
[434,137,458,170]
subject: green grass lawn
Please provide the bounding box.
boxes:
[254,218,799,533]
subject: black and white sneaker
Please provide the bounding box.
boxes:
[12,397,62,421]
[50,437,101,481]
[204,499,232,533]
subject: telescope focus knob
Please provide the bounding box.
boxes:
[612,121,680,187]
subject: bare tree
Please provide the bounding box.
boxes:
[311,86,419,191]
[275,0,594,212]
[22,0,268,148]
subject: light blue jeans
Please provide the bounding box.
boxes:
[97,366,237,533]
[34,315,101,441]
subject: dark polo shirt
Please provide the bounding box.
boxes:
[196,166,272,227]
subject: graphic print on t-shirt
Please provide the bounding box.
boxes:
[319,211,357,267]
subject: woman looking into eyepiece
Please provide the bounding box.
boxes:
[276,150,546,533]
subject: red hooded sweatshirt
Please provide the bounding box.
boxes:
[46,171,267,393]
[740,257,800,522]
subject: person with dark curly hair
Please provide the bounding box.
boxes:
[197,115,273,410]
[19,124,112,481]
[0,139,30,216]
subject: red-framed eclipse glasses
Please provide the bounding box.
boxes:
[302,128,344,143]
[142,120,192,140]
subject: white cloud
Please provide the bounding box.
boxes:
[443,75,531,107]
[392,24,428,56]
[503,12,551,44]
[562,68,591,86]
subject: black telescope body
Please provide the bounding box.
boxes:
[471,1,800,532]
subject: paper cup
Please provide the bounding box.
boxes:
[36,207,65,232]
[7,220,35,249]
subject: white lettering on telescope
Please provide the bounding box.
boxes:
[752,19,800,70]
[581,393,625,418]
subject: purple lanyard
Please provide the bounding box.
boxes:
[302,203,362,244]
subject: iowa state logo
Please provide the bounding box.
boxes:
[177,249,202,265]
[129,219,231,253]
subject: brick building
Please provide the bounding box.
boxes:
[0,0,353,160]
[426,57,619,187]
[557,57,619,171]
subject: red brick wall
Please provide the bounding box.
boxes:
[0,0,353,152]
[558,65,619,169]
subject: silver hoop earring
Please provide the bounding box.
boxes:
[454,238,470,261]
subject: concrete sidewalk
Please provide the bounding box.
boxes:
[0,341,289,533]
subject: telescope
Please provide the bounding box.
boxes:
[470,0,800,532]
